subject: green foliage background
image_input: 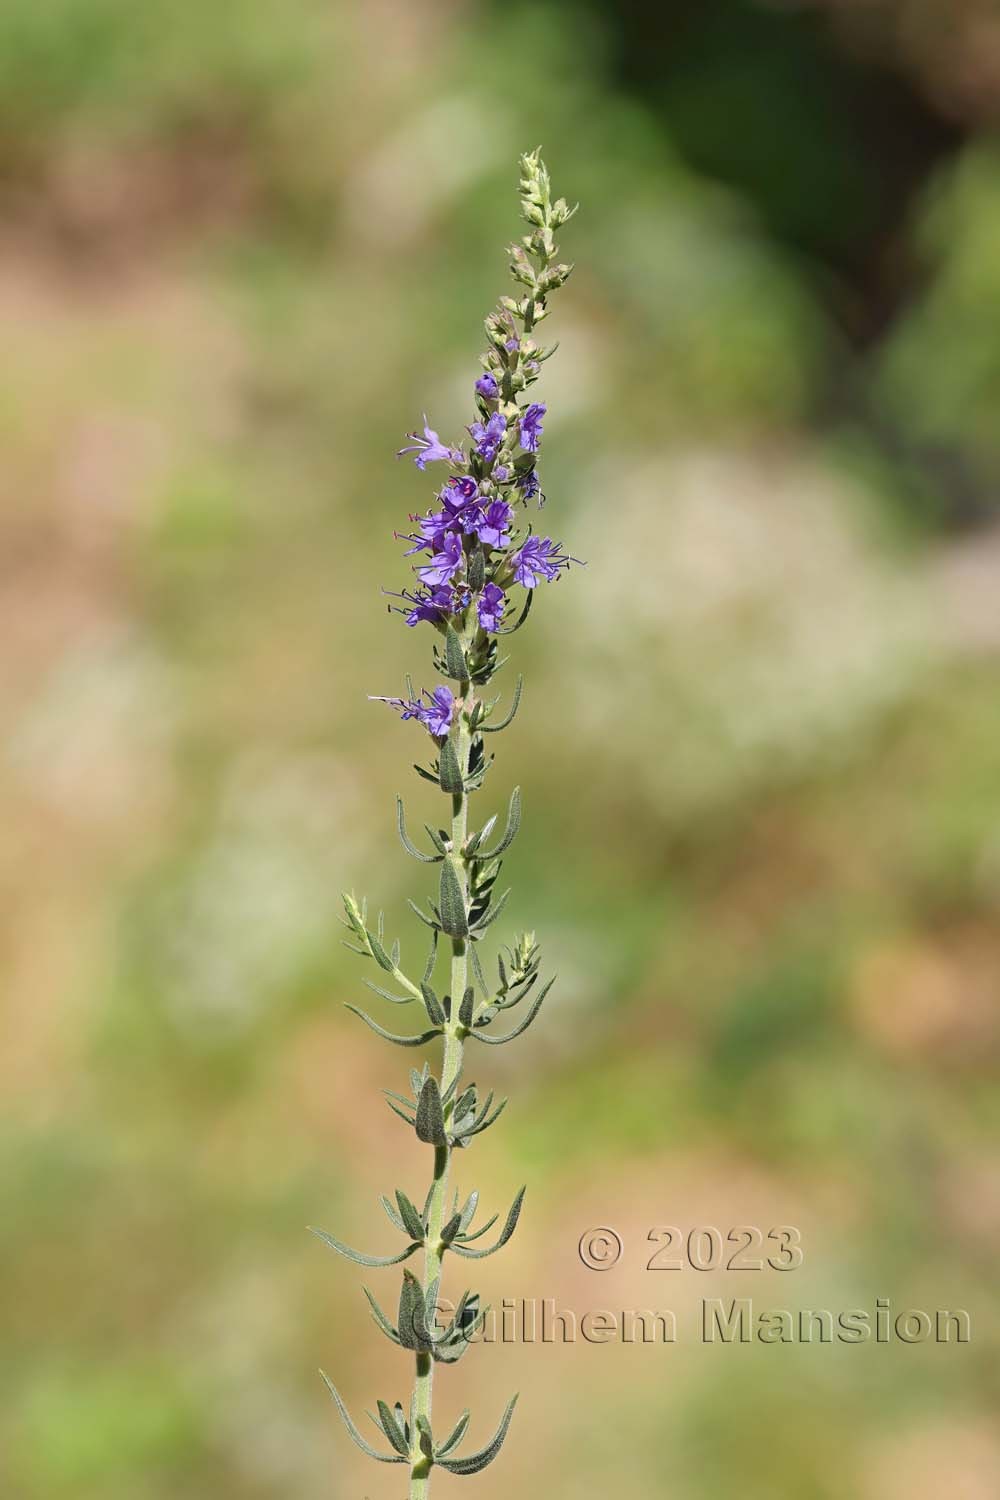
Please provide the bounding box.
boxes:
[1,2,998,1496]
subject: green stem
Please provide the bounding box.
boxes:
[409,664,473,1499]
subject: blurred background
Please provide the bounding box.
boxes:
[1,1,999,1495]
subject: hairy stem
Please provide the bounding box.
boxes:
[409,660,473,1498]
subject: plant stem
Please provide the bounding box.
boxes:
[409,662,473,1498]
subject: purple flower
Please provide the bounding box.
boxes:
[370,685,456,739]
[389,582,452,624]
[477,582,506,633]
[440,475,479,513]
[511,535,569,588]
[397,418,461,470]
[474,499,513,548]
[493,464,510,482]
[505,337,519,352]
[458,502,486,534]
[393,583,461,626]
[420,685,456,738]
[517,468,541,504]
[417,529,464,586]
[399,509,451,555]
[475,372,499,399]
[519,402,546,453]
[469,412,506,462]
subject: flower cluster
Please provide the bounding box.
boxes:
[381,155,578,734]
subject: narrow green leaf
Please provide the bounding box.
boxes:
[397,1269,433,1351]
[362,978,414,1005]
[308,1226,419,1268]
[436,1394,519,1475]
[455,1212,499,1244]
[415,1076,448,1146]
[440,1211,463,1245]
[344,1004,443,1048]
[366,927,395,972]
[451,1187,525,1260]
[420,982,446,1027]
[468,976,554,1045]
[407,898,439,931]
[465,814,496,857]
[394,1190,425,1243]
[436,1409,471,1458]
[479,787,522,859]
[377,1400,410,1457]
[362,1286,401,1345]
[496,585,533,635]
[463,1097,508,1140]
[397,796,442,863]
[422,928,439,983]
[319,1374,406,1463]
[457,1189,479,1231]
[467,546,485,592]
[444,625,468,682]
[416,1413,435,1460]
[439,737,465,795]
[380,1194,406,1230]
[385,1097,416,1127]
[438,858,469,938]
[481,674,523,732]
[470,888,511,935]
[469,941,489,997]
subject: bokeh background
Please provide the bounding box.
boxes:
[2,1,999,1496]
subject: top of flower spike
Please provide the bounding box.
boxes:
[380,151,580,735]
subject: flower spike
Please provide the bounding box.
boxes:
[318,152,576,1498]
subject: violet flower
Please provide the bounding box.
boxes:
[397,419,462,470]
[469,412,506,462]
[441,475,479,513]
[369,685,455,738]
[519,402,546,453]
[474,499,513,549]
[477,581,506,633]
[511,534,570,588]
[417,530,464,587]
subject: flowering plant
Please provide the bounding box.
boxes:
[315,150,576,1497]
